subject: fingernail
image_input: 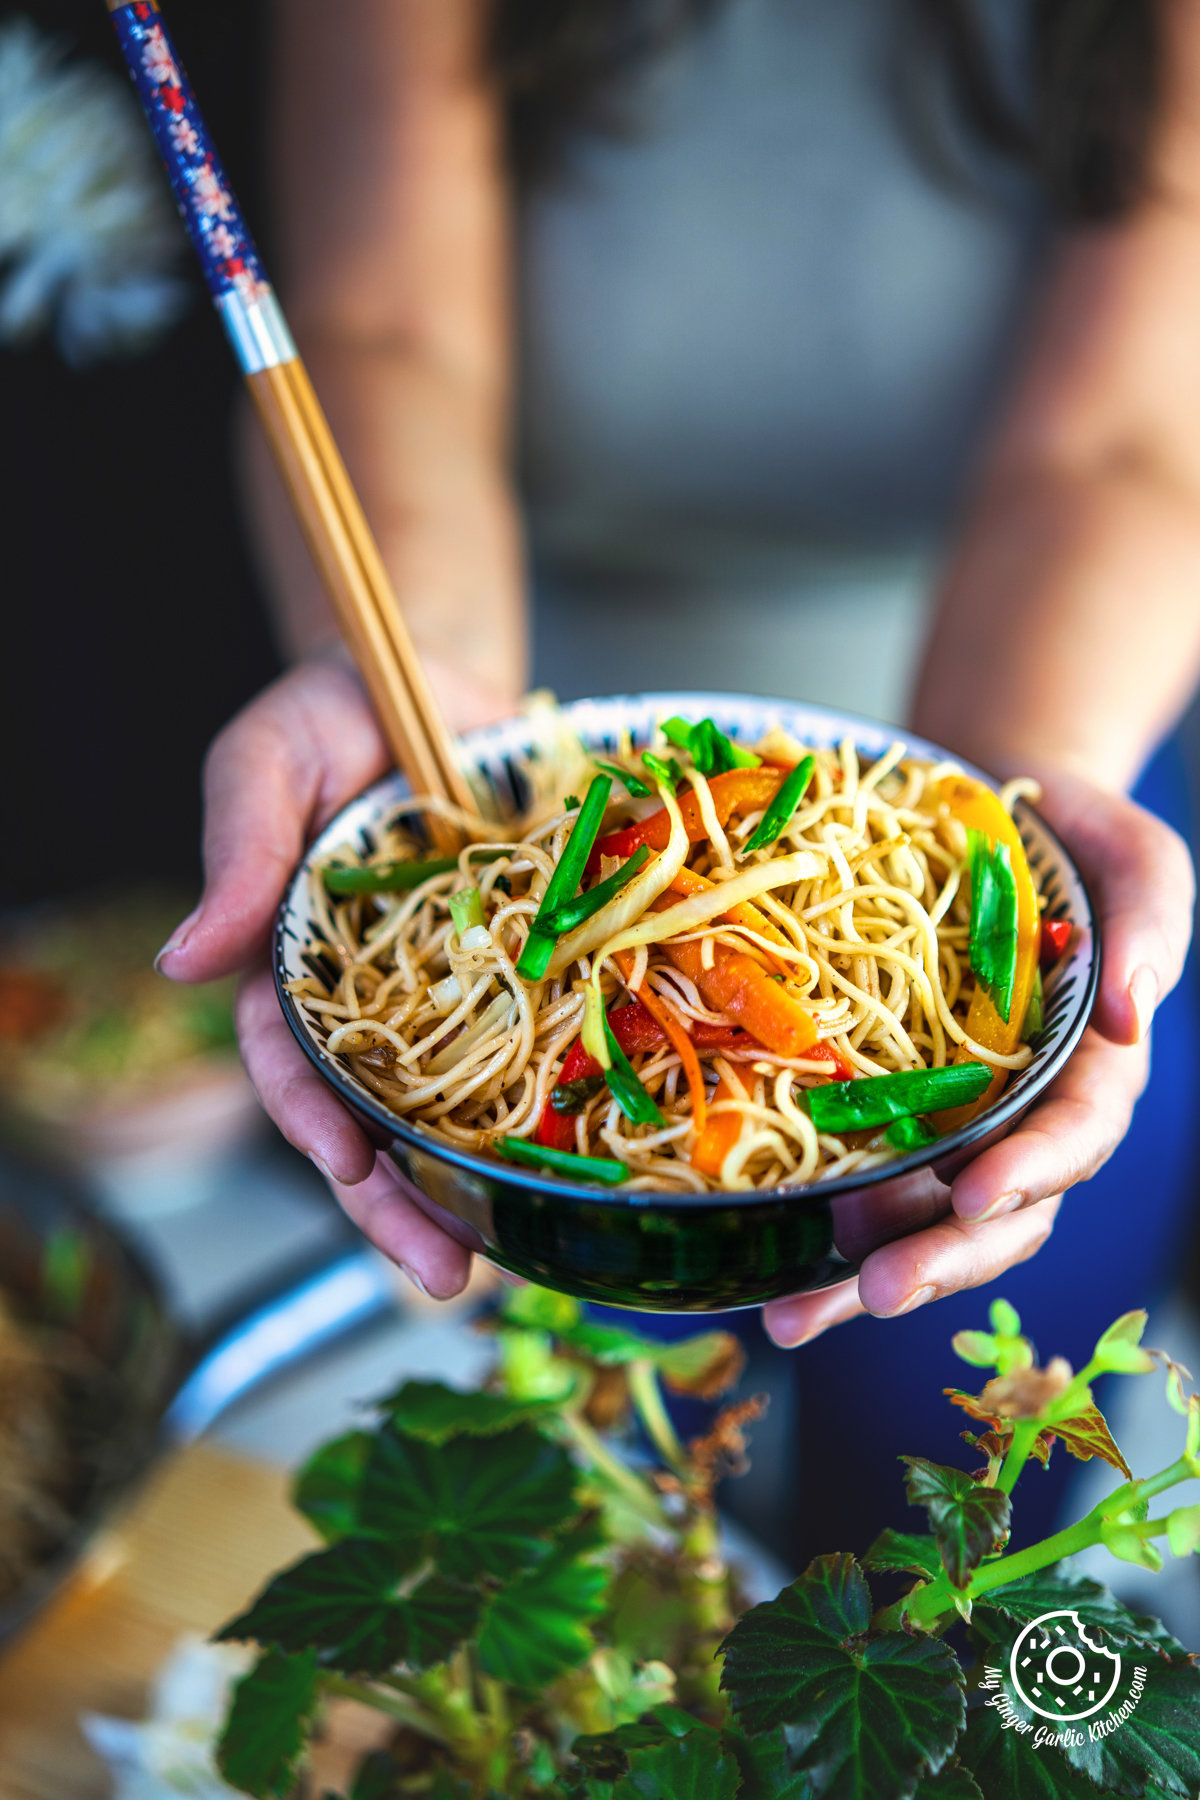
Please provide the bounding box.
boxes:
[399,1263,430,1298]
[877,1283,937,1318]
[963,1189,1025,1223]
[1130,966,1159,1043]
[309,1152,337,1184]
[154,905,202,973]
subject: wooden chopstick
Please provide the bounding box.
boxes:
[106,0,477,855]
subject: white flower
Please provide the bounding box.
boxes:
[0,16,189,363]
[140,25,179,89]
[82,1636,252,1800]
[168,116,199,158]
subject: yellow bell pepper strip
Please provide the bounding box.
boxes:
[933,773,1041,1130]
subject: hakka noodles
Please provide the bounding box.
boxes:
[289,716,1070,1193]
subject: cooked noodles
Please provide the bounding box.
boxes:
[289,720,1053,1193]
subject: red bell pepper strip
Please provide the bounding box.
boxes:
[587,767,786,872]
[1039,916,1072,970]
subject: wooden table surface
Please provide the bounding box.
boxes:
[0,1444,385,1800]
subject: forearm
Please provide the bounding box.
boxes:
[912,460,1200,791]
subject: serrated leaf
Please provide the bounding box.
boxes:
[572,1710,706,1780]
[376,1378,554,1444]
[902,1459,1010,1588]
[944,1392,1131,1479]
[479,1539,609,1687]
[1059,1651,1200,1798]
[293,1432,372,1543]
[357,1423,579,1582]
[616,1732,741,1799]
[913,1765,983,1800]
[1166,1503,1200,1557]
[862,1530,942,1580]
[216,1538,480,1674]
[216,1647,319,1799]
[726,1724,814,1799]
[720,1553,964,1799]
[971,1569,1174,1656]
[960,1705,1099,1800]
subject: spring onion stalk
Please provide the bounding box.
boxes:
[642,751,683,787]
[742,755,815,855]
[545,778,691,979]
[967,827,1019,1024]
[448,887,485,937]
[885,1114,939,1151]
[661,715,761,775]
[540,846,651,935]
[496,1137,627,1185]
[594,761,652,797]
[516,774,613,980]
[805,1061,992,1134]
[601,1013,666,1127]
[323,856,459,895]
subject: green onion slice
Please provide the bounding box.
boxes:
[804,1061,992,1134]
[742,754,816,855]
[661,715,761,776]
[886,1115,939,1151]
[448,886,485,936]
[967,827,1019,1024]
[540,845,651,936]
[642,750,683,788]
[602,1014,666,1128]
[495,1137,627,1185]
[516,774,613,981]
[594,761,653,798]
[322,848,504,896]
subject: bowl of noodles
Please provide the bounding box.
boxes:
[274,693,1099,1311]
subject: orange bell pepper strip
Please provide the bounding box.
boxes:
[657,931,820,1059]
[934,773,1041,1129]
[692,1066,747,1176]
[588,768,786,871]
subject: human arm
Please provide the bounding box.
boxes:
[764,0,1200,1346]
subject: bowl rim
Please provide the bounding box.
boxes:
[273,691,1101,1212]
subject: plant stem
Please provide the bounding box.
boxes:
[997,1418,1041,1495]
[319,1676,454,1749]
[627,1358,689,1475]
[559,1408,671,1530]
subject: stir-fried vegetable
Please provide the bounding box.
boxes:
[448,886,485,938]
[545,779,690,980]
[885,1115,939,1151]
[323,856,459,895]
[602,1012,666,1127]
[1040,917,1072,968]
[805,1062,992,1134]
[661,715,761,776]
[589,767,786,871]
[742,755,815,855]
[966,829,1019,1024]
[691,1069,746,1176]
[594,761,652,797]
[496,1137,627,1185]
[540,846,651,935]
[660,933,821,1058]
[517,775,613,980]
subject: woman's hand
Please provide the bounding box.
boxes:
[156,656,510,1299]
[763,765,1195,1348]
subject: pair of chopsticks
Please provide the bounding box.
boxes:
[106,0,476,854]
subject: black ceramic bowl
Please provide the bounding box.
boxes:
[274,693,1099,1312]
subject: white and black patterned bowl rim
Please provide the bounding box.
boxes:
[274,692,1101,1208]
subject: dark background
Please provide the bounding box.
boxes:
[0,1,279,908]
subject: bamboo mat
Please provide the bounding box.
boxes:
[0,1444,387,1800]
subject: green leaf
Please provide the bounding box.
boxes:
[478,1537,609,1687]
[952,1332,1001,1371]
[376,1379,554,1445]
[216,1647,319,1799]
[572,1709,704,1781]
[727,1725,815,1799]
[861,1530,942,1581]
[1058,1651,1200,1799]
[347,1751,403,1800]
[1092,1309,1156,1376]
[719,1553,964,1797]
[617,1732,742,1799]
[901,1458,1011,1588]
[501,1283,583,1334]
[496,1325,582,1403]
[217,1541,480,1674]
[1101,1519,1164,1571]
[988,1300,1021,1338]
[971,1569,1174,1657]
[292,1432,372,1543]
[960,1706,1098,1800]
[1166,1502,1200,1557]
[357,1423,579,1582]
[913,1767,983,1800]
[548,1314,745,1397]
